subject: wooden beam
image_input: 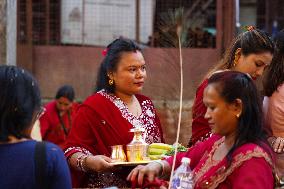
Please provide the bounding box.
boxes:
[46,0,50,44]
[136,0,140,43]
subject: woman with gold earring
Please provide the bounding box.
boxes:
[63,38,164,188]
[188,27,275,147]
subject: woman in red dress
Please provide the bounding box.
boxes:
[188,28,274,147]
[128,71,275,189]
[63,38,164,188]
[40,85,78,148]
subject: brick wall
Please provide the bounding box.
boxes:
[0,0,6,65]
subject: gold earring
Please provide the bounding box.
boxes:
[236,113,240,118]
[233,55,238,67]
[109,79,114,86]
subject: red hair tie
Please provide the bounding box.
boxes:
[102,48,108,56]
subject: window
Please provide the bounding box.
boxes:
[153,0,216,48]
[17,0,60,45]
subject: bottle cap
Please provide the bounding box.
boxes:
[181,157,191,164]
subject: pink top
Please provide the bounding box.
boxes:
[263,84,284,137]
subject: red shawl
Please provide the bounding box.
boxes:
[64,91,164,187]
[189,79,212,146]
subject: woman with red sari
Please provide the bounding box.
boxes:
[128,71,275,188]
[188,27,274,147]
[40,85,78,148]
[63,38,164,188]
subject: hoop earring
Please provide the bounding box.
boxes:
[109,79,114,86]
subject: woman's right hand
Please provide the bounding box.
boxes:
[127,162,163,186]
[85,155,114,172]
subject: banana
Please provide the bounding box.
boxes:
[148,148,168,155]
[149,143,173,151]
[148,154,162,160]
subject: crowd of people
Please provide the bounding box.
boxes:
[1,28,284,189]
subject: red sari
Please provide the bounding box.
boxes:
[188,79,212,147]
[64,90,164,188]
[167,135,274,189]
[39,100,78,148]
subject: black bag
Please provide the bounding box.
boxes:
[34,142,49,189]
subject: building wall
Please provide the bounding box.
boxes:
[32,46,219,144]
[0,0,6,65]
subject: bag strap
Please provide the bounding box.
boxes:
[35,141,48,189]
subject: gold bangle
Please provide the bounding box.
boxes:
[80,155,89,172]
[76,154,89,172]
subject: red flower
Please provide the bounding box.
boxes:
[102,48,108,56]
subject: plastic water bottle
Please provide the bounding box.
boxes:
[171,157,193,189]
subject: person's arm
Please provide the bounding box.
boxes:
[64,106,115,173]
[68,152,113,173]
[230,157,274,189]
[127,135,218,186]
[127,160,171,186]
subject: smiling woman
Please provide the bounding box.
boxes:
[188,27,275,147]
[63,38,164,188]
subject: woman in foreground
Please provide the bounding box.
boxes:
[128,71,274,189]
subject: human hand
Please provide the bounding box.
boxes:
[271,137,284,153]
[127,162,162,186]
[85,155,114,172]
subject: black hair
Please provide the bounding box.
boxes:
[55,85,75,101]
[207,71,269,163]
[263,29,284,97]
[211,29,274,74]
[0,66,41,142]
[95,38,142,93]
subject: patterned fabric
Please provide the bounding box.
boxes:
[63,90,164,188]
[98,90,163,143]
[167,135,274,189]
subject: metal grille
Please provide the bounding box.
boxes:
[18,0,27,43]
[17,0,217,48]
